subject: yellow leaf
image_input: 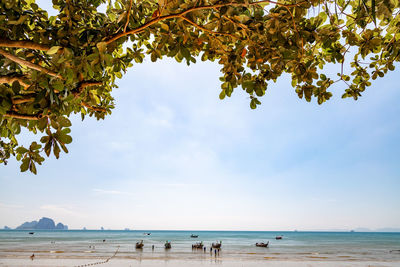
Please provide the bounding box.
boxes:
[160,23,169,31]
[47,46,61,55]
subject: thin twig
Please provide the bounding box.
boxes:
[124,0,134,32]
[81,102,107,112]
[179,15,237,38]
[73,81,103,97]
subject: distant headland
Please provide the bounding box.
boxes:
[7,217,68,230]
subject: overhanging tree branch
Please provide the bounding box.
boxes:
[0,75,29,88]
[0,38,50,51]
[2,0,397,176]
[105,0,309,44]
[9,81,103,106]
[3,112,40,120]
[0,48,62,79]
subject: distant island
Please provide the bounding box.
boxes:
[12,217,68,230]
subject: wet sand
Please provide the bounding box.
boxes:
[1,258,400,267]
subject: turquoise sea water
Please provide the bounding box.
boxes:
[0,230,399,262]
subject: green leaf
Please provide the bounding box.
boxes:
[20,158,30,172]
[53,142,60,159]
[44,141,52,157]
[58,131,72,144]
[219,90,226,100]
[60,143,69,153]
[37,117,48,131]
[29,161,37,174]
[40,136,50,143]
[250,99,257,109]
[57,117,71,128]
[30,142,41,151]
[16,147,28,154]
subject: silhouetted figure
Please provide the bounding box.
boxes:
[204,246,206,252]
[152,245,154,251]
[103,239,106,242]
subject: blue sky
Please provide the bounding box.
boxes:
[0,1,399,231]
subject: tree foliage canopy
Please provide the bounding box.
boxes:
[0,0,399,173]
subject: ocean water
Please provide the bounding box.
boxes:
[0,230,399,262]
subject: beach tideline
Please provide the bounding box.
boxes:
[1,258,400,267]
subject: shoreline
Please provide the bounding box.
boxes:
[1,258,400,267]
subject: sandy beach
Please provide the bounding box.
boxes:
[1,258,400,267]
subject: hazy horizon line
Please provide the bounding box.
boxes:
[3,228,400,233]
